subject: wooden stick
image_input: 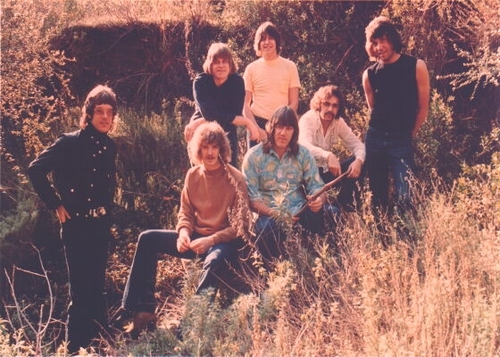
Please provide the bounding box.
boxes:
[294,171,349,217]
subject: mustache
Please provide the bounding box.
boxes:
[325,111,339,118]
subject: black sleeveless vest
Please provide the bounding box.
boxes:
[367,54,418,134]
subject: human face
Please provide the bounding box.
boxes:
[90,104,114,133]
[200,142,221,170]
[211,57,230,86]
[272,124,294,155]
[370,36,399,64]
[259,33,278,59]
[319,95,340,122]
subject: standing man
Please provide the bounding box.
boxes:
[242,106,336,262]
[362,16,430,213]
[298,84,365,212]
[243,21,301,146]
[27,85,118,353]
[121,122,250,336]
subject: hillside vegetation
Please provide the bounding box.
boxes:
[1,0,499,356]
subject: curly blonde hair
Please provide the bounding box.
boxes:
[189,122,232,165]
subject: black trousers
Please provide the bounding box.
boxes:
[61,216,111,353]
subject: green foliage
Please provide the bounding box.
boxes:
[1,0,73,284]
[0,193,39,267]
[414,90,458,182]
[113,105,189,233]
[1,0,73,163]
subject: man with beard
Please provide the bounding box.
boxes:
[298,84,365,212]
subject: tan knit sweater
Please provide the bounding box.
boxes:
[176,163,249,244]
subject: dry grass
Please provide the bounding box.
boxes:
[96,162,498,357]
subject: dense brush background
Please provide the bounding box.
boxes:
[1,0,499,356]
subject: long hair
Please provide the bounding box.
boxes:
[309,84,345,118]
[365,16,403,61]
[80,85,118,130]
[264,106,299,156]
[189,121,232,165]
[202,42,237,75]
[253,21,282,57]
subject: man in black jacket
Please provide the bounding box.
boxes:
[28,85,118,354]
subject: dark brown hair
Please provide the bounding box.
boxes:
[264,105,299,156]
[80,85,118,130]
[253,21,282,57]
[365,16,403,61]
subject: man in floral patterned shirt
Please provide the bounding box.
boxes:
[242,105,337,262]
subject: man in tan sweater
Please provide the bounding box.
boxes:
[120,122,250,336]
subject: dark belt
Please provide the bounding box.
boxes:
[73,207,107,219]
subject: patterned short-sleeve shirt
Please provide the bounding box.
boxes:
[242,143,324,215]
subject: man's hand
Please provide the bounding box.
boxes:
[327,153,341,177]
[347,158,363,179]
[55,205,71,223]
[258,127,267,143]
[177,233,191,253]
[247,120,261,142]
[184,120,204,142]
[306,195,324,213]
[189,236,215,255]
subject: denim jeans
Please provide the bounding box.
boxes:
[254,204,339,261]
[319,156,366,212]
[365,126,415,212]
[122,229,243,313]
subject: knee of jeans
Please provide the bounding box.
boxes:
[203,251,227,271]
[137,230,156,248]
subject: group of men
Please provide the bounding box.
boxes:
[27,15,429,354]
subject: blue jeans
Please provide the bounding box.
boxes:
[365,126,415,212]
[254,205,339,261]
[122,229,243,313]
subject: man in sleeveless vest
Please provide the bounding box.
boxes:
[362,16,430,215]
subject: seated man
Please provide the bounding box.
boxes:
[298,84,365,212]
[121,122,250,335]
[242,105,337,262]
